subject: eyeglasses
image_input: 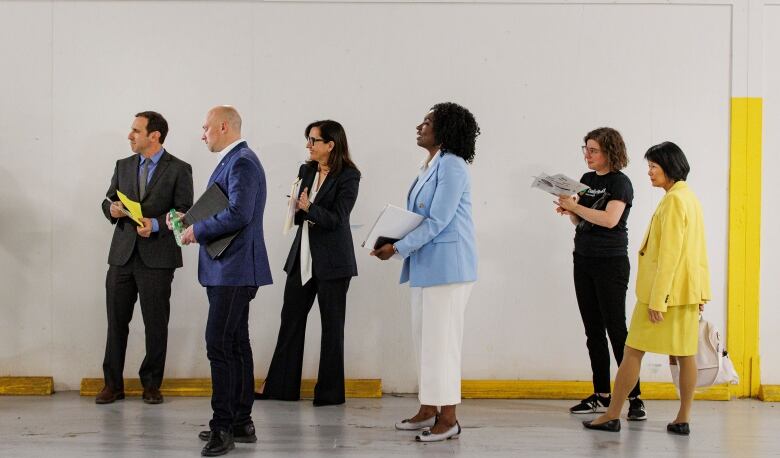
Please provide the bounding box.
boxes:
[581,146,602,156]
[307,137,326,145]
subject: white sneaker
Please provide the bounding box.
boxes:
[395,416,436,431]
[415,422,461,442]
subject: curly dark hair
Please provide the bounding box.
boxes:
[583,127,628,171]
[430,102,480,163]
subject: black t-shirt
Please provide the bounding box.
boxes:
[573,171,633,257]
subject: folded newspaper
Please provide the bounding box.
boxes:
[531,173,589,196]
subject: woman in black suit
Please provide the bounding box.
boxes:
[256,120,360,406]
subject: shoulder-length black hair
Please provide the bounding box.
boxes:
[430,102,480,164]
[644,141,690,182]
[305,120,359,175]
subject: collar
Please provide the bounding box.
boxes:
[418,150,441,171]
[140,147,164,165]
[218,138,245,160]
[668,180,688,193]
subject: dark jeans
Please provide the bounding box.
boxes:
[103,251,174,391]
[573,253,640,398]
[206,285,258,431]
[263,262,351,404]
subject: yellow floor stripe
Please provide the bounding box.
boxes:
[758,385,780,402]
[0,377,54,395]
[80,378,382,398]
[461,380,730,401]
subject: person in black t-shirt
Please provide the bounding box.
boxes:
[555,127,646,421]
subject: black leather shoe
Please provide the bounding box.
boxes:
[667,422,690,435]
[583,419,621,432]
[253,392,271,400]
[313,398,345,407]
[201,430,234,456]
[199,423,256,443]
[232,422,257,443]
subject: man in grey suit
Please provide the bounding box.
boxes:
[97,111,193,405]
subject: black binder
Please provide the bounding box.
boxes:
[184,184,239,259]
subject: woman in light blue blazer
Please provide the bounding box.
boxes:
[372,102,479,442]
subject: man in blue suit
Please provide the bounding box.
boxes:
[176,106,272,456]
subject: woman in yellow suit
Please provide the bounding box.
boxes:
[583,141,711,435]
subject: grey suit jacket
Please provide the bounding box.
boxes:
[101,150,194,269]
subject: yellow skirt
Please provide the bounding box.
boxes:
[625,301,699,356]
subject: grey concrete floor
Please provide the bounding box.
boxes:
[0,392,778,457]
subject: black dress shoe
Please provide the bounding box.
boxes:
[313,398,345,407]
[582,419,621,432]
[201,430,234,456]
[199,423,257,443]
[231,422,257,443]
[253,392,271,400]
[667,422,690,435]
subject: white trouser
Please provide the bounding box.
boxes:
[410,282,474,406]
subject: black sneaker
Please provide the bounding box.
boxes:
[627,397,647,421]
[569,393,611,414]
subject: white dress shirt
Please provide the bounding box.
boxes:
[217,138,246,160]
[300,171,322,285]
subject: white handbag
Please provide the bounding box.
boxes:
[670,317,739,389]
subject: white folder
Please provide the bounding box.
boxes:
[283,178,301,235]
[362,204,424,260]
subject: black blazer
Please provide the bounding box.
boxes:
[283,162,360,280]
[101,150,194,269]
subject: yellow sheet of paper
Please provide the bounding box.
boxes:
[116,191,144,225]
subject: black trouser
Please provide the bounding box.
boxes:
[573,253,640,398]
[103,251,174,392]
[206,285,258,431]
[263,261,351,404]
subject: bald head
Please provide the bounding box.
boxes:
[202,105,243,153]
[210,105,242,132]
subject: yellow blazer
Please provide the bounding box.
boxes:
[635,181,711,312]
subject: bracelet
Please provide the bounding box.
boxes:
[392,244,399,254]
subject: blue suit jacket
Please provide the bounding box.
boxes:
[194,141,273,287]
[395,151,478,287]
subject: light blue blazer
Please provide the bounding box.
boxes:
[395,151,478,287]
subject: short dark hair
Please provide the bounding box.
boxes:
[644,141,690,182]
[430,102,480,164]
[305,119,359,175]
[135,111,169,143]
[584,127,628,171]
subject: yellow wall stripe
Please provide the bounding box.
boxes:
[0,377,54,395]
[79,378,382,398]
[758,385,780,402]
[728,97,763,398]
[461,380,729,401]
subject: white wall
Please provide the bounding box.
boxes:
[0,1,732,391]
[760,4,780,384]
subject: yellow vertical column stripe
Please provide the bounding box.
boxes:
[728,97,762,398]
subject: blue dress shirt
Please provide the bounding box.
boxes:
[139,148,165,232]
